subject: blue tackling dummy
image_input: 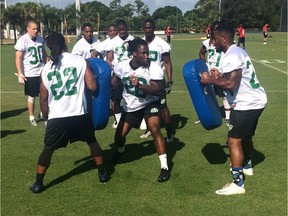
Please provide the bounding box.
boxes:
[183,59,222,130]
[87,58,111,130]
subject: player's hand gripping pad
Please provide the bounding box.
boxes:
[183,59,222,130]
[87,58,111,130]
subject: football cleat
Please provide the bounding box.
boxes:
[140,130,151,139]
[112,121,118,129]
[215,182,245,195]
[158,168,170,182]
[243,167,254,176]
[98,170,110,183]
[29,183,43,193]
[30,119,38,126]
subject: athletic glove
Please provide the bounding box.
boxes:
[165,81,173,94]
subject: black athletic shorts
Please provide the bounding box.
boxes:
[44,114,96,150]
[228,108,264,139]
[238,37,245,43]
[263,32,268,38]
[24,76,41,97]
[120,100,162,129]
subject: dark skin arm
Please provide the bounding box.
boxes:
[162,52,172,82]
[40,78,49,121]
[200,68,242,91]
[106,51,113,67]
[129,75,164,96]
[199,45,207,61]
[90,50,103,59]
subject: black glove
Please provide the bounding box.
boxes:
[165,81,173,94]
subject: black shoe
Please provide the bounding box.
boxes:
[98,170,110,183]
[29,183,43,193]
[110,151,124,163]
[158,168,170,182]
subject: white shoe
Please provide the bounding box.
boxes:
[140,131,151,139]
[112,121,118,129]
[263,42,267,45]
[225,119,230,127]
[215,183,245,195]
[243,167,254,176]
[30,119,38,126]
[194,119,201,124]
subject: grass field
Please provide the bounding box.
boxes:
[1,32,287,216]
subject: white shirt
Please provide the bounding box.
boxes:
[96,37,114,61]
[41,52,88,119]
[143,35,171,68]
[114,60,164,112]
[220,45,267,110]
[106,34,135,67]
[14,33,45,77]
[72,37,101,59]
[202,39,222,70]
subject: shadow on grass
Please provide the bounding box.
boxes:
[1,129,26,138]
[1,107,27,120]
[202,143,228,164]
[201,142,265,167]
[170,114,189,130]
[44,138,185,191]
[107,137,185,173]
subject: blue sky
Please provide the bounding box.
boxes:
[7,0,197,14]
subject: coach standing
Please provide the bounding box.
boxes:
[15,20,47,126]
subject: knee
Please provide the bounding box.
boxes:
[28,96,35,104]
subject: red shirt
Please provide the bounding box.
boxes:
[237,26,245,38]
[263,24,268,32]
[165,27,171,36]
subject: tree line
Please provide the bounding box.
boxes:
[1,0,286,40]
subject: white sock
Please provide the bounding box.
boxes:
[115,113,121,123]
[159,154,168,170]
[223,97,231,120]
[29,116,35,121]
[117,146,125,153]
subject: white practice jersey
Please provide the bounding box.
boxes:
[72,37,101,59]
[96,37,114,61]
[220,45,267,110]
[114,60,164,112]
[202,39,222,71]
[106,34,135,67]
[14,33,45,77]
[41,52,88,119]
[143,35,171,68]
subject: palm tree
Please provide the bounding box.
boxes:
[2,5,24,44]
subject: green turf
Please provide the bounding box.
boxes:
[1,32,287,216]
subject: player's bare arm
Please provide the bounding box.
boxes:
[15,50,24,77]
[106,51,113,67]
[39,79,49,121]
[199,45,207,61]
[162,52,173,82]
[130,75,164,96]
[201,69,242,90]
